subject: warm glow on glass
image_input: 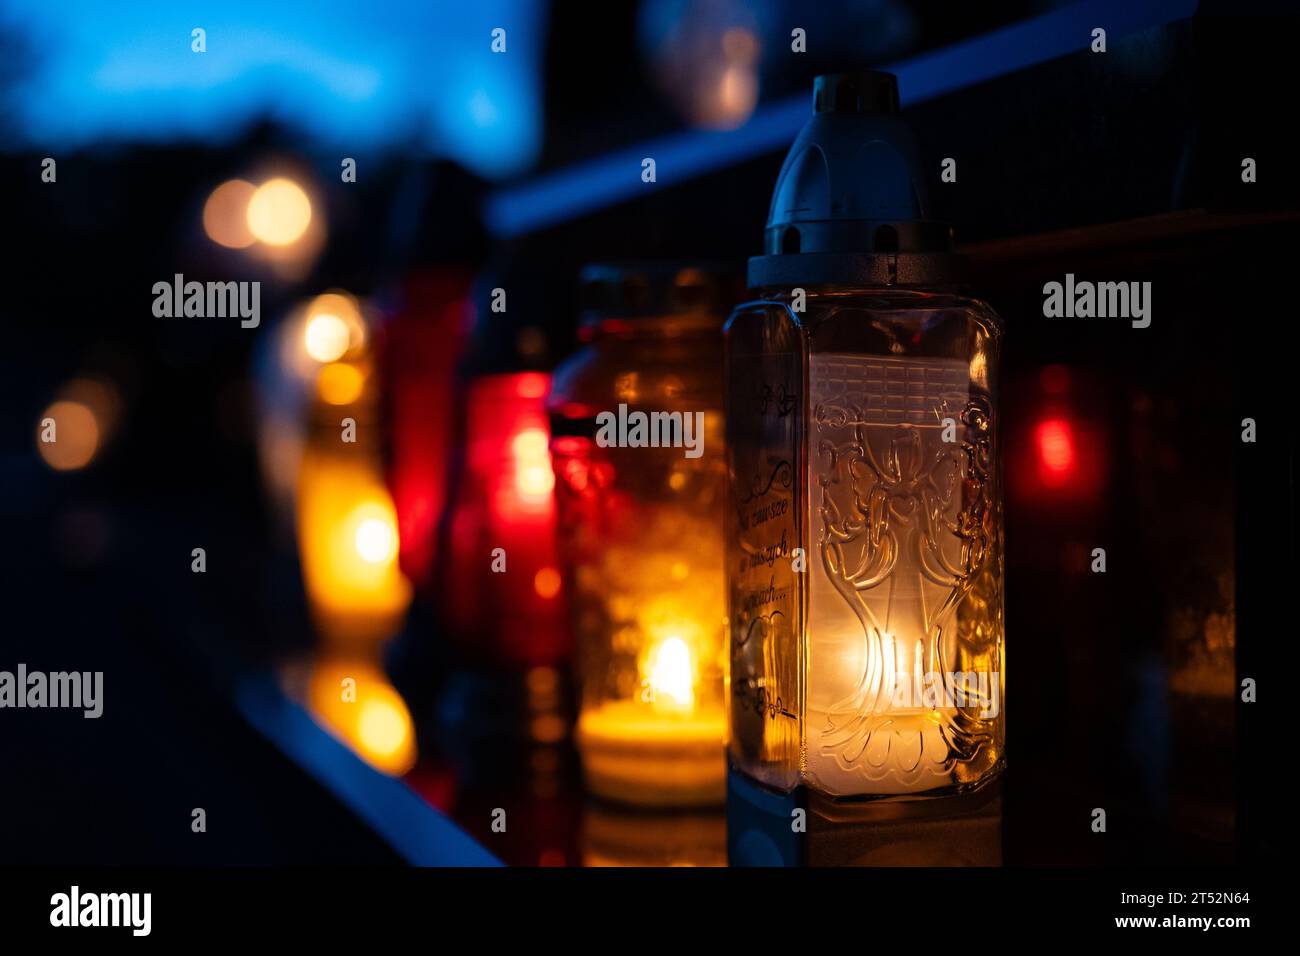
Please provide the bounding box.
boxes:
[247,177,312,246]
[728,301,1005,801]
[550,268,731,808]
[564,490,728,803]
[36,400,99,471]
[722,72,1005,810]
[647,636,695,713]
[202,179,257,249]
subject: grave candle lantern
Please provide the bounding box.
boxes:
[297,357,412,650]
[725,73,1005,804]
[380,269,473,594]
[440,370,570,668]
[549,264,736,806]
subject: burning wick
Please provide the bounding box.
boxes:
[648,637,695,712]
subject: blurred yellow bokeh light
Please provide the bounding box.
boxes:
[247,177,312,246]
[307,659,417,776]
[513,426,555,499]
[36,400,100,471]
[302,292,366,366]
[297,446,411,646]
[203,179,257,249]
[317,361,366,405]
[358,697,411,760]
[354,514,397,565]
[304,312,351,362]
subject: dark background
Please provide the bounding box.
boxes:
[0,4,1292,866]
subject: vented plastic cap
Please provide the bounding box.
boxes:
[748,71,961,288]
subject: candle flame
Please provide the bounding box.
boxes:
[513,426,555,500]
[354,515,397,565]
[648,637,694,712]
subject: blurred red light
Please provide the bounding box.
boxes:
[1036,418,1076,483]
[516,372,548,399]
[1011,369,1107,508]
[441,372,570,667]
[381,273,473,591]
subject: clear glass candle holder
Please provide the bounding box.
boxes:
[548,264,737,807]
[724,72,1005,806]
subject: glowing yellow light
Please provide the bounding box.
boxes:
[534,566,562,599]
[36,400,99,471]
[307,660,416,776]
[354,515,396,564]
[301,293,366,367]
[297,453,411,646]
[304,313,351,363]
[247,178,312,246]
[317,361,366,405]
[512,428,548,458]
[517,464,554,498]
[648,637,695,712]
[513,426,555,499]
[202,179,257,249]
[358,697,409,758]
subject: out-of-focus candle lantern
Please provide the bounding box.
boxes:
[440,370,569,668]
[375,164,488,596]
[548,264,737,807]
[296,305,412,649]
[379,269,474,593]
[724,74,1005,809]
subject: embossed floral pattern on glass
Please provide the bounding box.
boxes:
[726,290,1004,800]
